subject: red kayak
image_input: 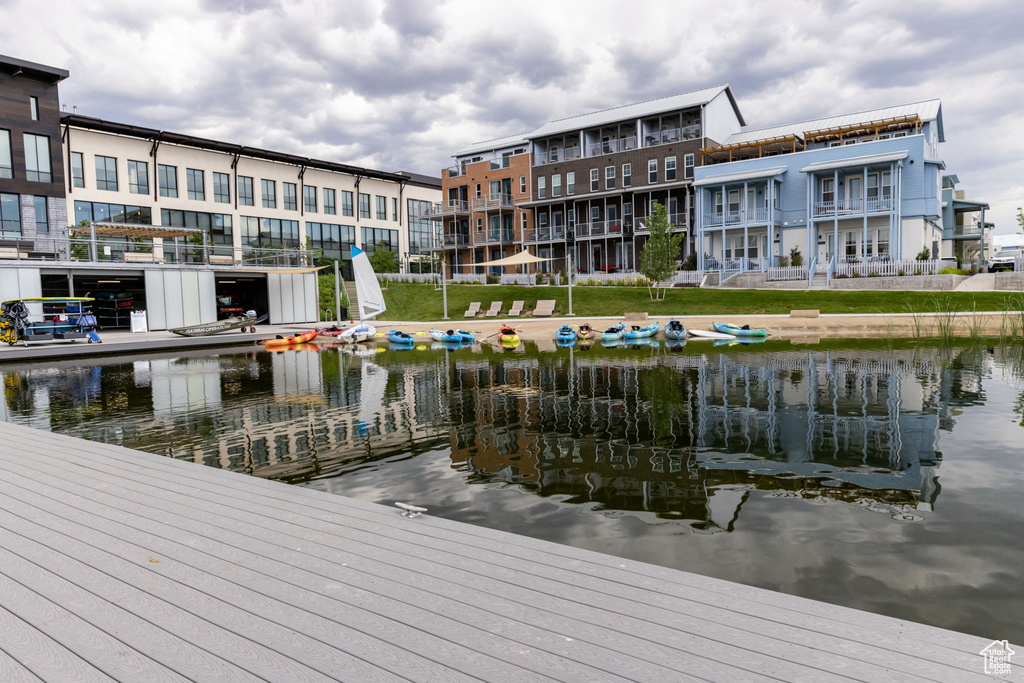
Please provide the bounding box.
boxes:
[264,330,318,348]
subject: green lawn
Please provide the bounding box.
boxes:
[374,283,1021,321]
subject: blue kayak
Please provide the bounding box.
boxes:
[712,322,768,337]
[388,329,414,344]
[665,318,687,340]
[601,322,626,342]
[455,328,475,343]
[624,322,660,339]
[555,325,576,343]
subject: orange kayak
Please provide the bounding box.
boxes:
[263,330,318,347]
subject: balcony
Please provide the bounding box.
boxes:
[474,229,517,245]
[471,193,515,211]
[951,224,985,238]
[424,199,470,218]
[585,136,637,157]
[642,125,701,148]
[812,196,895,218]
[635,213,689,232]
[700,208,778,227]
[524,226,567,242]
[447,165,463,178]
[576,221,627,239]
[440,234,469,248]
[536,146,583,165]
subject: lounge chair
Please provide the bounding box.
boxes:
[508,300,524,317]
[533,299,556,317]
[464,302,481,318]
[484,301,503,318]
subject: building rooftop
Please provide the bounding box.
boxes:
[724,99,943,145]
[528,84,745,138]
[0,53,69,83]
[453,132,532,158]
[393,170,442,189]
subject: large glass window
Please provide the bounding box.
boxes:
[127,160,149,195]
[360,227,397,254]
[323,188,336,215]
[24,134,52,183]
[359,193,370,219]
[342,190,353,217]
[307,221,356,269]
[0,130,12,179]
[158,164,177,198]
[0,193,21,235]
[407,199,434,255]
[213,172,230,203]
[241,216,299,248]
[75,201,151,225]
[376,195,386,220]
[238,176,254,205]
[303,185,317,213]
[162,209,232,244]
[187,169,205,201]
[33,196,47,234]
[262,179,276,208]
[283,182,297,211]
[392,197,398,222]
[94,154,116,190]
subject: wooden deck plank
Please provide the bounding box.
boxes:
[0,605,100,683]
[5,450,941,683]
[27,429,990,681]
[2,455,756,683]
[0,539,254,683]
[1,422,1017,683]
[0,481,479,683]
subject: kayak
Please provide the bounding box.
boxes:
[429,328,445,341]
[601,322,626,342]
[455,328,475,343]
[713,336,767,347]
[624,322,659,339]
[712,322,768,337]
[388,329,414,344]
[665,318,687,340]
[577,323,594,339]
[339,323,376,343]
[498,325,519,345]
[556,325,576,343]
[689,329,736,340]
[267,342,320,352]
[388,341,415,351]
[264,329,318,347]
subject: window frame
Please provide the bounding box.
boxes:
[69,150,84,187]
[648,159,658,184]
[0,130,12,180]
[537,176,546,199]
[605,165,615,190]
[24,134,53,184]
[303,185,317,213]
[323,188,336,215]
[261,179,277,209]
[566,172,575,195]
[665,156,677,182]
[158,164,178,198]
[94,154,117,191]
[683,154,694,179]
[237,175,254,206]
[552,174,561,197]
[283,182,297,211]
[127,160,149,195]
[622,163,631,188]
[376,195,387,220]
[359,193,371,219]
[30,96,39,121]
[186,168,205,201]
[213,172,231,203]
[342,190,354,217]
[590,168,599,192]
[33,195,47,234]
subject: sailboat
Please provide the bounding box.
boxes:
[339,245,384,343]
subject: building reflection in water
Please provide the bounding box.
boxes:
[1,344,1019,531]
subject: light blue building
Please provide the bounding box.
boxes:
[693,100,974,278]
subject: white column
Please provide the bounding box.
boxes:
[862,164,868,259]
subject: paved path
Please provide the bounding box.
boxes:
[954,273,997,291]
[0,421,1016,682]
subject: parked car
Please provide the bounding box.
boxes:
[988,247,1022,272]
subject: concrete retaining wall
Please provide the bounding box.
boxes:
[994,272,1024,291]
[829,274,967,291]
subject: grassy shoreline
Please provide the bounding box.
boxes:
[374,283,1021,321]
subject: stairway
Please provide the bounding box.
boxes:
[343,281,359,321]
[807,272,829,290]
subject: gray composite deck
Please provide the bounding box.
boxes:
[0,421,1016,682]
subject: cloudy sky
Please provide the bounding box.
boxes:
[3,0,1022,233]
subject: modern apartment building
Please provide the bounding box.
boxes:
[431,86,745,276]
[692,99,989,275]
[432,133,533,277]
[0,54,440,329]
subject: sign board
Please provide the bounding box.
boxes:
[130,310,148,333]
[103,245,111,256]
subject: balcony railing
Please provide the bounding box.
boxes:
[442,234,469,248]
[474,230,517,245]
[524,226,567,242]
[471,193,515,211]
[813,196,895,217]
[576,221,628,238]
[18,237,316,267]
[586,137,637,157]
[952,224,984,237]
[424,199,470,218]
[635,213,688,232]
[447,165,463,178]
[701,207,778,227]
[537,146,583,165]
[642,125,701,147]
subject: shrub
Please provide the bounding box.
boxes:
[852,272,863,278]
[486,274,499,284]
[867,272,880,278]
[915,247,931,261]
[790,246,803,267]
[535,272,543,284]
[898,270,906,276]
[778,255,790,267]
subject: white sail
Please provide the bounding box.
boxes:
[351,246,386,321]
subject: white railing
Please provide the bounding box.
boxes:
[767,265,808,281]
[471,193,515,210]
[538,146,582,164]
[832,258,942,278]
[826,255,837,286]
[576,271,651,285]
[451,272,486,283]
[813,196,894,217]
[500,274,533,286]
[635,213,687,232]
[525,226,567,242]
[806,256,818,287]
[380,272,439,284]
[1016,256,1024,273]
[586,137,637,156]
[642,125,701,147]
[670,271,705,286]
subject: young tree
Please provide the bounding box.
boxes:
[1016,206,1023,234]
[368,241,399,273]
[638,202,684,300]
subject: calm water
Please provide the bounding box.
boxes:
[2,340,1023,643]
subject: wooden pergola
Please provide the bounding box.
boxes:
[803,114,922,144]
[701,134,804,164]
